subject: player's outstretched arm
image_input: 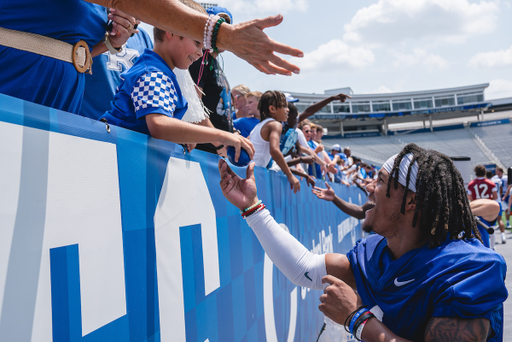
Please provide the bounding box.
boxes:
[218,160,353,290]
[88,0,303,75]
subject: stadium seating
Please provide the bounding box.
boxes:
[469,124,512,169]
[325,126,503,170]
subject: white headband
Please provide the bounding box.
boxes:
[382,153,418,193]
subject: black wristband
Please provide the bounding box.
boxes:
[214,144,224,150]
[344,306,366,334]
[353,312,375,340]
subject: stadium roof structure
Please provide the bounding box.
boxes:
[287,83,493,137]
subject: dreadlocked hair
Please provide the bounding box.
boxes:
[386,143,481,248]
[258,91,287,121]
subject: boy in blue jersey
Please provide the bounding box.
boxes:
[218,143,507,341]
[233,91,261,138]
[101,0,253,160]
[82,27,154,120]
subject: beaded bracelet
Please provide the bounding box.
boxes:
[203,14,220,51]
[242,203,265,218]
[242,203,266,219]
[210,17,226,52]
[240,200,262,214]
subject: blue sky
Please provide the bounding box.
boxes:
[141,0,512,99]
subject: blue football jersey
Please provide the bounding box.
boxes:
[347,234,507,341]
[81,28,153,120]
[0,0,107,114]
[101,49,188,135]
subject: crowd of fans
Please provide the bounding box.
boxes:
[76,3,376,195]
[2,1,510,340]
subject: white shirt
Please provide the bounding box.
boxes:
[249,118,274,168]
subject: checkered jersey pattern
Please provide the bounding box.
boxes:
[131,72,178,115]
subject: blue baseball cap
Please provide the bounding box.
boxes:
[284,92,299,103]
[207,6,233,24]
[337,152,348,162]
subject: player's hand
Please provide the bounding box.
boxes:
[108,9,140,49]
[319,275,362,325]
[220,132,255,162]
[217,15,303,76]
[312,182,335,201]
[289,175,301,194]
[219,160,258,210]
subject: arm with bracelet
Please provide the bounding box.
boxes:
[218,160,400,341]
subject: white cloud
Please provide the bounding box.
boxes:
[422,53,448,70]
[373,85,393,93]
[393,48,448,70]
[296,39,375,71]
[486,79,512,100]
[469,45,512,69]
[343,0,500,46]
[217,0,307,14]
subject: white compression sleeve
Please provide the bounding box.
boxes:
[246,208,327,290]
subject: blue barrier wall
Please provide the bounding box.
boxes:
[0,94,366,342]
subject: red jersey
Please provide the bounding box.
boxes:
[467,178,497,200]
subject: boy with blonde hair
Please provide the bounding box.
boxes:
[101,0,253,160]
[233,91,261,137]
[232,84,251,119]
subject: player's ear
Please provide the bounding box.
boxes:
[165,31,173,40]
[269,105,276,114]
[405,192,417,211]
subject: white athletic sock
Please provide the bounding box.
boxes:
[490,233,496,249]
[502,232,507,242]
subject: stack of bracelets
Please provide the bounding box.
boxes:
[240,200,266,219]
[203,14,226,53]
[344,306,375,341]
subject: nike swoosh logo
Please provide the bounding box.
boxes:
[305,272,312,281]
[394,278,415,287]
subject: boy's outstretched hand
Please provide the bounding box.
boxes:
[219,160,259,210]
[312,182,335,202]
